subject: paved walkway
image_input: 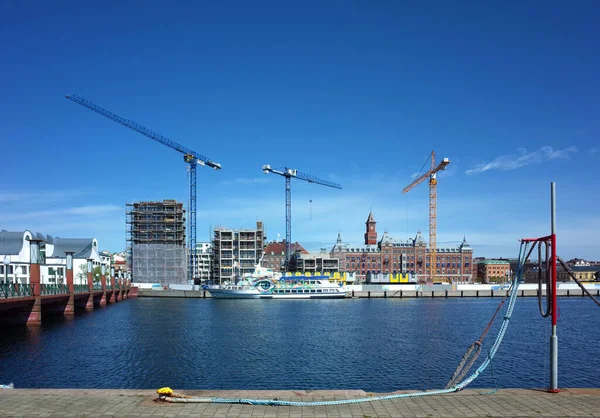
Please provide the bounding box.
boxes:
[1,388,599,417]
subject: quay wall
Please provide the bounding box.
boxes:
[138,283,600,299]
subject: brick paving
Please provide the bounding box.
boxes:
[0,388,599,417]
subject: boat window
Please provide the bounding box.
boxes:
[317,281,321,284]
[285,290,290,293]
[317,289,322,293]
[310,289,316,293]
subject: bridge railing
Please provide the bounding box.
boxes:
[40,284,70,295]
[73,285,89,293]
[0,283,34,298]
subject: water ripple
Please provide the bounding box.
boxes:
[0,297,598,391]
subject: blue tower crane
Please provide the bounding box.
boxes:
[66,94,221,283]
[261,165,342,270]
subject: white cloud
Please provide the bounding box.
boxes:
[588,148,599,155]
[465,146,578,175]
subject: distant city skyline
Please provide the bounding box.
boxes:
[1,2,598,260]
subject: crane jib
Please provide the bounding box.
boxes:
[66,93,222,284]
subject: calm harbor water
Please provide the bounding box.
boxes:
[0,297,598,392]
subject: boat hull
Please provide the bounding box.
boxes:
[260,293,347,299]
[207,288,262,299]
[207,288,348,299]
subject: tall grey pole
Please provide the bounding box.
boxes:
[550,182,558,392]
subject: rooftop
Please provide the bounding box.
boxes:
[477,259,510,265]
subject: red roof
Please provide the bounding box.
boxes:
[264,241,309,255]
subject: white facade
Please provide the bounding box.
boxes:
[192,242,212,283]
[0,231,105,285]
[0,231,33,284]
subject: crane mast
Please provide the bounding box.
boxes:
[403,151,450,281]
[66,95,221,284]
[262,165,342,270]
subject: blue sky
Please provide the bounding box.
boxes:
[1,1,598,259]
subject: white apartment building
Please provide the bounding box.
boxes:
[192,242,212,284]
[212,222,264,284]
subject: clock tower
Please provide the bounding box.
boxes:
[364,211,377,245]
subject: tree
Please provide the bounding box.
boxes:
[77,264,87,283]
[77,264,105,283]
[92,266,102,283]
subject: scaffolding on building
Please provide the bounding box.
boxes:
[126,200,188,285]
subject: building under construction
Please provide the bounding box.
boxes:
[212,222,265,284]
[126,200,187,285]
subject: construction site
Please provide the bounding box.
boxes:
[212,222,265,284]
[126,200,187,286]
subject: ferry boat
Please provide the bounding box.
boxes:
[204,262,348,299]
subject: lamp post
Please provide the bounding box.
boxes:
[2,255,9,285]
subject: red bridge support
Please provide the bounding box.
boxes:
[25,238,43,326]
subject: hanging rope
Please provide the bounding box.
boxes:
[557,257,600,308]
[537,241,552,318]
[444,297,507,389]
[160,241,533,407]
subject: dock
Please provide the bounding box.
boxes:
[138,288,600,299]
[1,388,599,417]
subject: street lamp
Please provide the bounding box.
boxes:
[2,255,9,285]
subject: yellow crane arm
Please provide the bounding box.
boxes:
[402,158,450,193]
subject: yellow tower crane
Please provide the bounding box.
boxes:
[402,151,450,281]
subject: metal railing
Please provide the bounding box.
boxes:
[93,283,103,290]
[0,283,34,298]
[40,284,69,295]
[73,285,89,293]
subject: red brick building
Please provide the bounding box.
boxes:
[331,212,474,282]
[263,241,309,272]
[475,259,510,283]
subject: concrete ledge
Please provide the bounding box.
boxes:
[138,289,600,299]
[138,289,211,298]
[1,388,599,417]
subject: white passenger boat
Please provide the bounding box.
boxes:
[204,262,348,299]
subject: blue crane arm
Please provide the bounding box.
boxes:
[288,168,342,189]
[66,94,221,169]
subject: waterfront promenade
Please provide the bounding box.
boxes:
[1,388,599,416]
